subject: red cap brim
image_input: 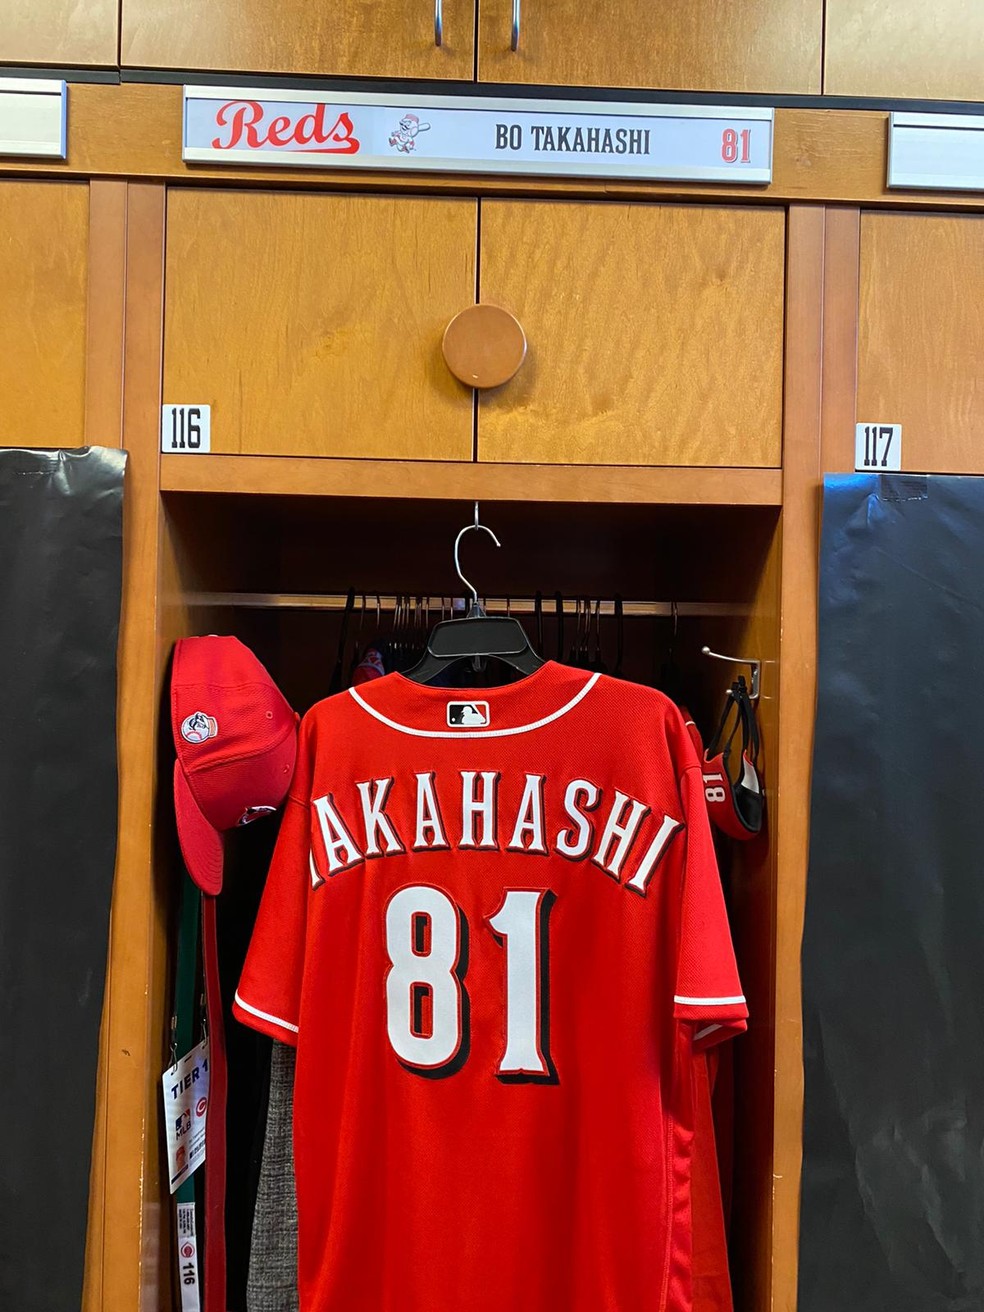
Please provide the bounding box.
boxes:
[174,759,225,895]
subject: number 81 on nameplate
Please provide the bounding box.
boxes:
[162,404,211,454]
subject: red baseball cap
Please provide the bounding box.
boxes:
[171,636,299,894]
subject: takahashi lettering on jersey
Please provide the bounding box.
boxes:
[308,770,683,895]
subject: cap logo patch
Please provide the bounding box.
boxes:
[238,804,277,826]
[181,711,218,744]
[447,701,490,728]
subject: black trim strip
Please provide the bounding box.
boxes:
[9,62,984,117]
[0,65,119,84]
[113,71,984,115]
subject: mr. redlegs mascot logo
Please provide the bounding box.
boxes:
[211,100,361,153]
[388,113,432,154]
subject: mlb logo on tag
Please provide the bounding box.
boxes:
[447,701,490,728]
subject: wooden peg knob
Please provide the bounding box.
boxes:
[442,304,527,389]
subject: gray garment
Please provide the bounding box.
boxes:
[247,1043,299,1312]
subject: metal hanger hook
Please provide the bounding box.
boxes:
[454,501,501,613]
[701,645,762,701]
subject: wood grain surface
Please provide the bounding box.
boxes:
[84,182,128,448]
[859,212,984,474]
[123,0,474,78]
[479,0,821,93]
[820,207,861,474]
[0,0,117,65]
[160,453,784,503]
[163,189,476,460]
[771,205,826,1312]
[0,85,970,215]
[83,182,169,1312]
[826,0,984,99]
[0,182,89,449]
[695,517,782,1312]
[477,200,785,466]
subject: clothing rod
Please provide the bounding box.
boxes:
[186,592,749,619]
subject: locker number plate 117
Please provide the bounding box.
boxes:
[162,405,211,454]
[855,422,901,472]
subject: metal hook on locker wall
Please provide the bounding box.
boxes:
[454,501,501,616]
[700,645,762,701]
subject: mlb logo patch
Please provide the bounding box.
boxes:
[447,701,490,728]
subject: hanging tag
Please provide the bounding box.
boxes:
[162,1038,209,1194]
[176,1201,201,1312]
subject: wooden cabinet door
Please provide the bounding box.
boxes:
[122,0,474,78]
[1,0,117,65]
[478,0,820,93]
[164,190,476,461]
[826,1,984,99]
[0,182,89,448]
[476,201,785,467]
[858,213,984,474]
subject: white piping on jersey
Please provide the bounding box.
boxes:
[673,994,746,1007]
[348,672,601,738]
[234,990,299,1035]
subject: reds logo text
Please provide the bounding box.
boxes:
[210,100,361,154]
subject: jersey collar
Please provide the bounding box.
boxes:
[347,661,600,739]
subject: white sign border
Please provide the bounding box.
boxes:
[0,78,67,159]
[183,86,774,184]
[888,111,984,191]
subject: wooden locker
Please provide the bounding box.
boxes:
[0,182,89,449]
[0,0,117,66]
[859,212,984,474]
[122,0,474,79]
[163,189,476,462]
[478,0,821,93]
[826,1,984,100]
[476,200,785,468]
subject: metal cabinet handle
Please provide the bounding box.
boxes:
[435,0,443,46]
[511,0,521,50]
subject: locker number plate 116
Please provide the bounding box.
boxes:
[162,405,211,454]
[855,422,901,472]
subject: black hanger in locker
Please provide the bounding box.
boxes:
[404,503,544,685]
[328,588,356,695]
[346,594,368,684]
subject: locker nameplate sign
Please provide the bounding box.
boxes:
[182,87,774,184]
[0,79,66,159]
[889,112,984,191]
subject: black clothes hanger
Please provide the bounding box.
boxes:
[346,593,367,684]
[328,588,356,695]
[589,598,608,673]
[404,503,544,685]
[613,594,625,678]
[655,600,689,706]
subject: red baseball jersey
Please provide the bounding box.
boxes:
[234,662,747,1312]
